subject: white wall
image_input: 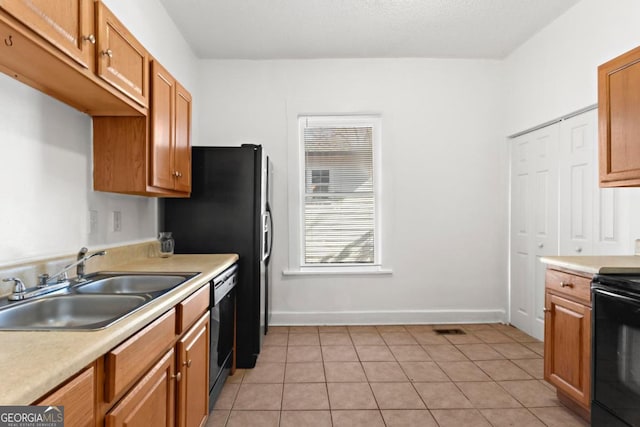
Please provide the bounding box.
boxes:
[504,0,640,251]
[0,1,198,265]
[197,59,509,325]
[504,0,640,135]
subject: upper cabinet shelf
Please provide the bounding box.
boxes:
[0,0,146,115]
[598,45,640,187]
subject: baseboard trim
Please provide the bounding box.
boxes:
[269,309,507,326]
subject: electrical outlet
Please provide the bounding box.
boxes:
[88,210,98,235]
[112,211,122,232]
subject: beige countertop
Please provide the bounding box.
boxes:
[0,253,238,405]
[541,255,640,275]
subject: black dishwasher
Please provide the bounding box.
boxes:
[209,264,237,410]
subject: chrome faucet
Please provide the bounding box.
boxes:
[37,248,107,287]
[76,247,107,280]
[3,248,107,301]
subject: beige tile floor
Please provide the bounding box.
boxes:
[206,324,588,427]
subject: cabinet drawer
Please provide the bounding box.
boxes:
[546,269,591,305]
[177,284,210,334]
[105,308,176,401]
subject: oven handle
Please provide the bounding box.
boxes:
[593,287,640,306]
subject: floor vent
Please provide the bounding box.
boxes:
[434,328,466,335]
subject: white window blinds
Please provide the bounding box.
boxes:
[301,118,378,265]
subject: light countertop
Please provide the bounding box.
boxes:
[0,253,238,405]
[541,255,640,275]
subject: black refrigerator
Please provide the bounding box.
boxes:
[161,145,273,368]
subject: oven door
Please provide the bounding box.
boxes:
[592,286,640,426]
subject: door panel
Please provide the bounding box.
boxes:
[510,125,558,340]
[96,2,148,107]
[150,60,174,190]
[174,81,192,193]
[559,111,594,256]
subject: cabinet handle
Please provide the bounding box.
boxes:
[172,372,182,382]
[102,49,113,58]
[183,359,192,368]
[174,171,182,178]
[543,308,550,312]
[560,281,573,288]
[82,34,96,44]
[4,35,13,47]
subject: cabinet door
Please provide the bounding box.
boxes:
[176,313,210,427]
[106,349,176,427]
[37,365,95,427]
[174,81,192,193]
[599,46,640,186]
[1,0,95,70]
[544,291,591,409]
[150,60,175,190]
[96,1,148,107]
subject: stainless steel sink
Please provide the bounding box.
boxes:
[74,274,192,295]
[0,294,150,330]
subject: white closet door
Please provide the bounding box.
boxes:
[510,134,533,334]
[510,125,558,340]
[531,126,559,340]
[559,110,595,256]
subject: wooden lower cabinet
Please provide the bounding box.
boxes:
[544,268,592,419]
[37,365,95,427]
[32,284,214,427]
[106,349,176,427]
[176,313,210,427]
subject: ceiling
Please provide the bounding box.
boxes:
[158,0,581,60]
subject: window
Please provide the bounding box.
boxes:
[310,169,330,193]
[299,116,381,268]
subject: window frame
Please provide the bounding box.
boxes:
[296,115,383,272]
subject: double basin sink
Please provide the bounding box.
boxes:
[0,272,198,330]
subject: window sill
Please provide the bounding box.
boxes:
[282,267,393,276]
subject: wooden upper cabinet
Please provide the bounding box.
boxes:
[174,82,192,193]
[599,45,640,187]
[151,60,176,190]
[1,0,95,70]
[93,61,191,197]
[96,1,148,108]
[150,59,192,194]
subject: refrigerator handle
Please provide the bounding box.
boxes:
[263,210,273,263]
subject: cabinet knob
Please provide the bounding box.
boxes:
[174,171,182,178]
[83,34,96,44]
[575,247,582,253]
[172,372,182,382]
[543,308,550,313]
[538,243,544,249]
[560,281,573,288]
[183,359,192,368]
[102,49,113,58]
